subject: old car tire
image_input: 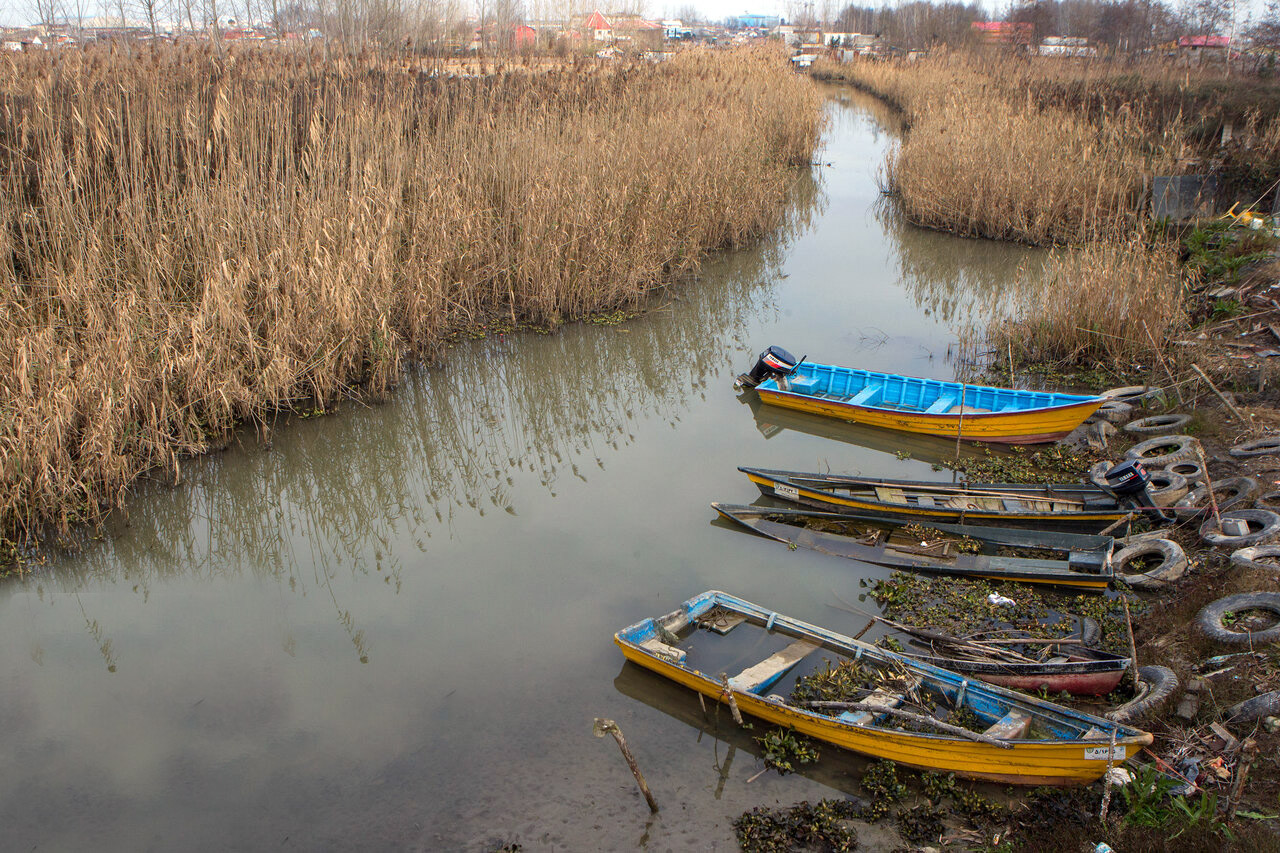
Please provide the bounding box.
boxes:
[1257,490,1280,511]
[1105,665,1179,723]
[1228,691,1280,723]
[1176,477,1260,517]
[1166,460,1206,485]
[1230,545,1280,574]
[1199,508,1280,547]
[1113,539,1189,589]
[1101,385,1157,406]
[1092,400,1134,425]
[1229,436,1280,458]
[1124,414,1192,436]
[1125,435,1201,468]
[1197,592,1280,644]
[1145,470,1188,507]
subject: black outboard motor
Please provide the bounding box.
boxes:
[735,346,799,390]
[1100,459,1172,521]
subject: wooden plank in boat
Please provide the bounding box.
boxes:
[945,496,1005,510]
[837,690,905,726]
[640,637,687,664]
[875,487,908,504]
[728,639,820,692]
[985,709,1033,740]
[704,613,748,634]
[1080,726,1110,740]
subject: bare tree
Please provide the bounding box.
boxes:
[30,0,61,28]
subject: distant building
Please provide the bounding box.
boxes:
[971,21,1034,46]
[733,14,781,29]
[584,10,612,43]
[1038,35,1096,56]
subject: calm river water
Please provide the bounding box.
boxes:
[0,88,1041,851]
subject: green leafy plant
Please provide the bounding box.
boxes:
[756,728,819,775]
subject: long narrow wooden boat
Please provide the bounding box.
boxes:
[615,590,1151,784]
[905,646,1130,696]
[739,466,1140,530]
[712,503,1114,590]
[751,361,1103,443]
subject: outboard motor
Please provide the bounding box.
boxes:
[735,346,799,390]
[1100,459,1172,521]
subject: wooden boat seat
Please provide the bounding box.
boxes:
[639,637,687,664]
[1080,726,1110,740]
[788,376,821,394]
[925,396,956,414]
[948,405,990,414]
[875,487,908,504]
[849,386,883,406]
[944,496,1005,510]
[728,638,820,694]
[984,709,1033,740]
[836,689,904,726]
[916,496,936,508]
[1002,499,1027,511]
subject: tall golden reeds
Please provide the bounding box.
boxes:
[988,237,1188,368]
[0,44,822,547]
[818,52,1180,246]
[816,52,1196,371]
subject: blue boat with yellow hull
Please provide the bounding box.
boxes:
[736,348,1104,444]
[615,590,1151,785]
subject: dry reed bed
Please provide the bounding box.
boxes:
[816,52,1191,367]
[817,53,1181,246]
[0,45,822,547]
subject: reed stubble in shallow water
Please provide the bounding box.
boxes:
[0,45,822,548]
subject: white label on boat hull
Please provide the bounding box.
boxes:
[775,484,800,501]
[1084,746,1126,760]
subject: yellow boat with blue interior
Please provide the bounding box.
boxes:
[615,590,1151,785]
[735,347,1104,444]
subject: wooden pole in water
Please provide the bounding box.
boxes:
[954,381,967,462]
[593,718,660,814]
[1122,595,1140,692]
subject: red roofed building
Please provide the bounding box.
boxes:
[1179,35,1231,48]
[610,15,664,49]
[971,21,1034,46]
[584,10,612,42]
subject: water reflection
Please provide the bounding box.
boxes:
[877,201,1037,326]
[613,661,868,793]
[739,389,1010,467]
[25,180,820,600]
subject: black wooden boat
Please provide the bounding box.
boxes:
[739,466,1145,530]
[712,503,1114,590]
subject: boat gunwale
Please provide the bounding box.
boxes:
[613,591,1151,782]
[755,364,1104,416]
[739,466,1136,525]
[710,502,1115,588]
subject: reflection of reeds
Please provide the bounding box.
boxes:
[0,45,823,546]
[45,195,806,591]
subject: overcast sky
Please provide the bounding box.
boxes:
[0,0,1267,33]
